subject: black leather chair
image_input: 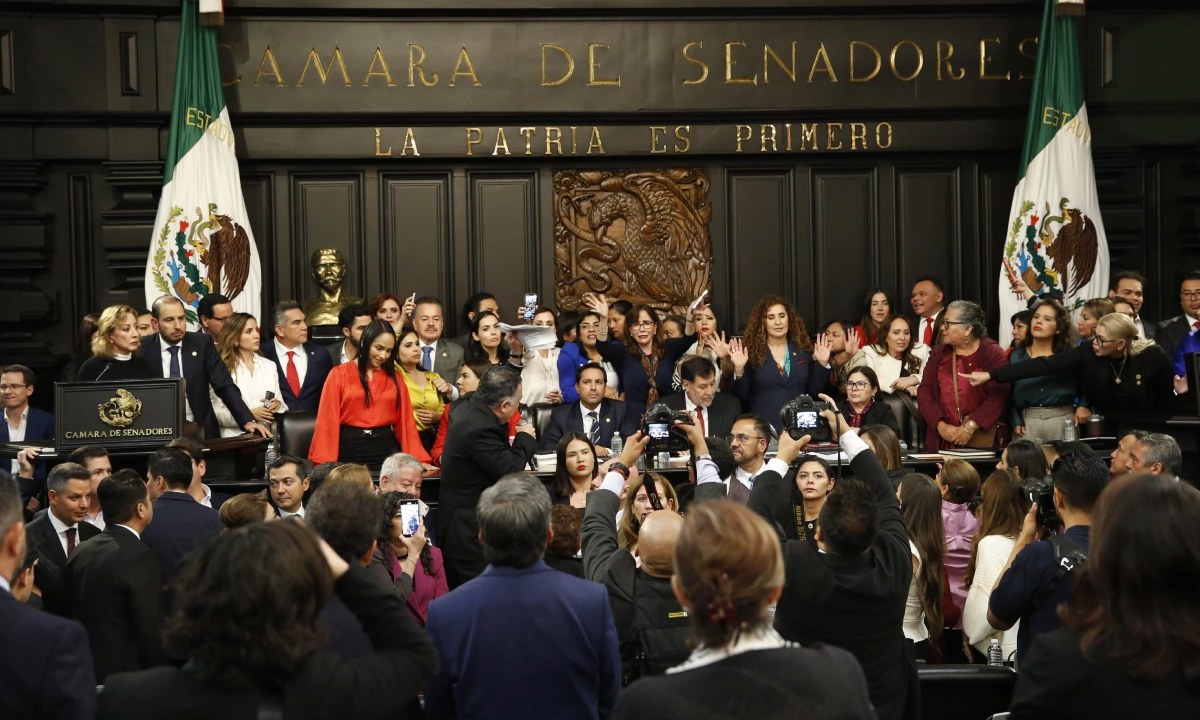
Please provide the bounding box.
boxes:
[878,391,921,449]
[276,410,318,460]
[530,403,557,444]
[919,665,1017,720]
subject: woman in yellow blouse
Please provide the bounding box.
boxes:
[396,325,451,451]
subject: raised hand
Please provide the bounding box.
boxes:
[812,333,833,365]
[432,376,453,395]
[728,337,748,374]
[844,326,861,357]
[582,292,609,316]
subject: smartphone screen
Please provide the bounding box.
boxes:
[648,422,670,439]
[399,500,421,537]
[524,293,538,321]
[796,411,818,430]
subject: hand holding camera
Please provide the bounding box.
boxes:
[780,394,835,443]
[642,403,693,454]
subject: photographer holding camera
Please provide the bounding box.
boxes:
[988,450,1109,663]
[696,393,916,720]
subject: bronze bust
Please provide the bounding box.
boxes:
[302,248,363,326]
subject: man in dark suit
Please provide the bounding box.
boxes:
[140,448,221,579]
[24,462,100,616]
[0,471,98,720]
[539,363,638,456]
[426,474,620,719]
[65,469,168,683]
[733,397,915,720]
[196,292,232,342]
[139,295,269,440]
[438,365,537,588]
[260,300,333,413]
[328,304,372,365]
[1156,269,1200,366]
[1108,270,1156,340]
[2,364,55,504]
[413,296,465,394]
[661,356,740,441]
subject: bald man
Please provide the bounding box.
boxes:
[581,432,690,680]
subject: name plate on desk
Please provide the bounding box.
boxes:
[54,380,184,450]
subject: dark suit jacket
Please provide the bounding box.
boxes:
[839,400,902,439]
[426,338,465,382]
[436,395,537,588]
[537,399,639,453]
[661,390,741,440]
[425,561,621,720]
[97,564,437,720]
[1156,314,1191,364]
[261,339,334,412]
[25,514,101,617]
[140,491,222,579]
[65,524,168,682]
[1139,316,1159,341]
[750,448,915,720]
[139,331,254,439]
[730,341,830,432]
[0,587,97,720]
[3,405,55,498]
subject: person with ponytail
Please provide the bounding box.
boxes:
[612,502,875,720]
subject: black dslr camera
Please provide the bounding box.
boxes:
[642,403,693,454]
[780,394,833,443]
[1020,476,1059,528]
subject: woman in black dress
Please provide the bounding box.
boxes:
[76,304,154,381]
[840,366,902,438]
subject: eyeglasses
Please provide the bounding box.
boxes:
[725,433,764,444]
[1092,336,1117,346]
[630,321,656,329]
[940,320,969,328]
[1181,290,1200,300]
[845,381,872,390]
[0,384,27,391]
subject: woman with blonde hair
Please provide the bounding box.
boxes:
[971,312,1174,418]
[76,304,154,381]
[617,472,679,551]
[210,312,286,438]
[612,502,875,720]
[324,463,374,492]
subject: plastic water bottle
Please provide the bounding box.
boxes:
[1062,418,1077,442]
[263,420,278,475]
[987,638,1004,666]
[610,433,623,455]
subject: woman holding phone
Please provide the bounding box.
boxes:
[210,312,287,438]
[371,491,448,626]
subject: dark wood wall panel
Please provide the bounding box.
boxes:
[896,167,961,303]
[725,169,794,330]
[812,168,877,325]
[467,173,539,318]
[289,173,364,305]
[381,173,453,303]
[976,162,1017,316]
[240,173,275,311]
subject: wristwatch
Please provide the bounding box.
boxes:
[608,462,630,480]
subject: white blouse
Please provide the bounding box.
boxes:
[902,539,929,643]
[210,354,289,437]
[521,346,561,406]
[847,343,930,393]
[963,534,1020,660]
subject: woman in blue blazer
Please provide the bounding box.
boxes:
[730,295,833,432]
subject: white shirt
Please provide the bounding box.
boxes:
[274,338,309,389]
[669,627,791,674]
[114,523,141,540]
[198,483,214,509]
[6,405,27,475]
[520,347,561,406]
[210,354,289,437]
[0,574,10,593]
[846,344,931,393]
[683,395,710,438]
[734,459,765,492]
[160,341,195,421]
[279,505,306,519]
[578,401,607,439]
[85,509,105,531]
[47,510,83,558]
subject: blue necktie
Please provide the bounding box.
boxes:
[587,411,600,445]
[168,346,182,378]
[422,346,433,372]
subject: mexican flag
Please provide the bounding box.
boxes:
[145,0,260,327]
[998,0,1108,347]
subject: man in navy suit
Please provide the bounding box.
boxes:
[538,363,638,456]
[24,462,101,616]
[2,364,55,504]
[139,295,269,440]
[140,448,221,579]
[661,355,741,441]
[260,300,333,412]
[0,471,97,720]
[425,474,620,719]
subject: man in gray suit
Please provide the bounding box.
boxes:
[414,296,464,397]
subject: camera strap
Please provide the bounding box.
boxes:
[1033,534,1088,607]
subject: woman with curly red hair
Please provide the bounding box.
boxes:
[729,295,833,432]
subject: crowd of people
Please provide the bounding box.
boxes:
[3,269,1200,718]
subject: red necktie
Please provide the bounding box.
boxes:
[65,527,77,556]
[923,318,933,346]
[1193,321,1199,332]
[695,407,706,436]
[286,351,301,397]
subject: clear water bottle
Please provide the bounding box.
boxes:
[1062,418,1077,442]
[263,420,278,475]
[987,638,1004,666]
[610,433,623,455]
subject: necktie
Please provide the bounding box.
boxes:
[167,345,182,378]
[923,318,933,346]
[695,407,706,435]
[422,346,434,372]
[286,351,301,397]
[65,527,77,556]
[587,411,600,445]
[1193,321,1199,333]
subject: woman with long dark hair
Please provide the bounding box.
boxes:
[1007,299,1078,443]
[728,294,833,432]
[792,456,836,550]
[373,491,448,627]
[1009,475,1200,717]
[557,309,620,402]
[855,288,895,347]
[209,312,287,437]
[670,303,734,391]
[552,432,598,510]
[847,314,928,397]
[465,310,510,365]
[310,320,431,469]
[395,325,448,452]
[996,438,1050,482]
[898,473,946,660]
[97,520,436,720]
[962,468,1029,661]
